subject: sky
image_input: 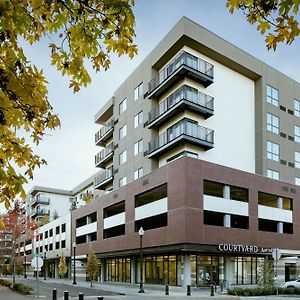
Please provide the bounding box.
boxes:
[18,0,300,195]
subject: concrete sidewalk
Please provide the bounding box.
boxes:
[0,286,33,300]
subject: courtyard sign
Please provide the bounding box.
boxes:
[218,243,270,253]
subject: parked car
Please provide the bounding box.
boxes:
[281,278,300,288]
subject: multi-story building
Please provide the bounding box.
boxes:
[79,16,300,288]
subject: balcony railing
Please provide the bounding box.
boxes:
[148,119,214,157]
[148,51,214,98]
[95,142,114,168]
[31,208,50,217]
[94,167,114,189]
[148,85,214,127]
[95,118,114,146]
[31,194,50,206]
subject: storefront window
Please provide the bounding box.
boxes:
[137,255,180,286]
[105,258,131,283]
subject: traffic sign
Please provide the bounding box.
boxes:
[31,256,44,269]
[272,248,281,261]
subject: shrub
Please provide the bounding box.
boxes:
[12,283,33,295]
[227,286,276,296]
[0,278,12,288]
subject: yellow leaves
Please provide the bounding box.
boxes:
[226,0,300,50]
[0,219,5,229]
[69,80,81,93]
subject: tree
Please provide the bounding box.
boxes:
[0,0,137,208]
[85,247,99,287]
[226,0,300,50]
[15,257,23,276]
[58,252,68,279]
[53,210,59,220]
[82,193,94,204]
[70,199,77,211]
[257,258,275,288]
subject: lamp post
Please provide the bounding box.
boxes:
[24,255,27,278]
[73,242,77,285]
[44,252,46,280]
[138,227,145,293]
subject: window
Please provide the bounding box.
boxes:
[56,226,60,235]
[119,177,127,187]
[295,99,300,117]
[55,241,59,249]
[267,113,279,134]
[61,240,66,248]
[45,231,48,238]
[49,229,53,237]
[295,151,300,168]
[134,83,143,101]
[49,243,53,251]
[166,151,198,163]
[267,85,279,107]
[134,168,143,180]
[267,141,279,161]
[295,177,300,186]
[119,98,127,115]
[119,150,127,165]
[61,223,66,233]
[119,124,127,140]
[134,111,143,128]
[295,126,300,143]
[134,139,143,156]
[267,169,279,180]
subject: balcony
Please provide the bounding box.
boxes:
[148,119,214,158]
[95,143,114,168]
[148,51,214,99]
[148,85,214,128]
[95,118,114,146]
[30,208,50,217]
[94,167,114,190]
[31,194,50,206]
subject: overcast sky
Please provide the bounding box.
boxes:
[20,0,300,194]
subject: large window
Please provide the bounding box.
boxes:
[134,139,143,156]
[119,177,127,187]
[119,150,127,165]
[295,151,300,168]
[134,111,143,128]
[267,113,279,134]
[267,141,279,161]
[119,98,127,115]
[295,125,300,143]
[134,83,143,101]
[295,99,300,117]
[267,85,279,107]
[267,169,279,180]
[119,124,127,140]
[106,258,131,283]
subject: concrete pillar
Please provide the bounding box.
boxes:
[100,260,105,282]
[182,254,191,287]
[55,259,59,279]
[224,214,231,228]
[277,197,283,209]
[130,258,136,284]
[224,256,233,288]
[223,186,230,199]
[277,222,283,233]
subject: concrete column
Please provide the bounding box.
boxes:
[277,197,283,209]
[223,185,230,199]
[224,256,233,288]
[130,257,136,284]
[55,259,59,279]
[224,214,231,228]
[182,254,191,287]
[100,260,105,282]
[277,222,283,233]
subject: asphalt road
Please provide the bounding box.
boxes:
[14,278,120,299]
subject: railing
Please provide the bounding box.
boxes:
[31,209,50,216]
[94,167,113,186]
[95,142,114,165]
[148,85,214,124]
[31,194,50,205]
[148,51,214,94]
[149,119,214,154]
[95,118,114,144]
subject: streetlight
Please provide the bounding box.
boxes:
[73,242,77,285]
[24,255,27,279]
[44,252,46,280]
[138,227,145,293]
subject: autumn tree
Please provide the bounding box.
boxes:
[85,247,99,287]
[226,0,300,50]
[0,0,137,208]
[15,257,24,276]
[58,252,68,279]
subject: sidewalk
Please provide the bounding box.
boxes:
[0,286,33,300]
